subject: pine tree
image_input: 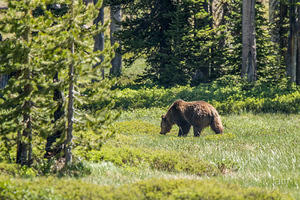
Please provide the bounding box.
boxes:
[119,0,216,86]
[93,0,105,79]
[38,0,117,165]
[241,0,257,82]
[110,4,122,77]
[222,0,282,83]
[0,0,54,166]
[0,0,117,166]
[286,0,300,84]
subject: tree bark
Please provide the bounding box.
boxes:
[286,0,297,82]
[0,75,8,89]
[241,0,257,82]
[16,10,33,166]
[296,3,300,85]
[269,0,279,43]
[17,75,33,166]
[110,5,122,77]
[93,0,105,79]
[279,2,289,60]
[0,35,8,90]
[65,1,75,166]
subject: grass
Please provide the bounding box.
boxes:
[102,110,300,199]
[1,110,298,199]
[0,58,299,199]
[0,3,296,199]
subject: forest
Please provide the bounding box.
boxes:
[0,0,299,199]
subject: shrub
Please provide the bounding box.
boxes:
[0,177,292,200]
[96,145,220,176]
[109,76,300,114]
[0,163,37,178]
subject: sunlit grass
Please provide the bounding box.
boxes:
[0,110,298,199]
[105,110,300,199]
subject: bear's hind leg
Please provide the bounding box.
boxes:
[178,123,191,137]
[193,126,203,137]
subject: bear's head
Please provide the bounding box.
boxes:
[160,115,172,135]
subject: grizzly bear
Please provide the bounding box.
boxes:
[160,99,223,136]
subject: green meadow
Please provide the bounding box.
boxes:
[0,0,299,199]
[1,108,299,199]
[1,59,300,199]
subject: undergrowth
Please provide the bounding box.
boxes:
[0,177,292,200]
[76,144,220,176]
[111,75,300,114]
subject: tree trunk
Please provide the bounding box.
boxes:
[241,0,257,82]
[279,2,289,60]
[269,0,279,43]
[110,5,122,77]
[65,1,75,166]
[16,11,33,166]
[93,0,105,79]
[16,80,33,166]
[0,35,8,90]
[0,75,8,89]
[286,0,297,82]
[296,3,300,85]
[269,0,289,67]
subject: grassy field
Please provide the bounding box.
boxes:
[0,59,299,199]
[97,109,300,198]
[0,2,298,194]
[2,109,298,199]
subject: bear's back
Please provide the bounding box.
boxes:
[179,100,215,127]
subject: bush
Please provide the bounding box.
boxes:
[74,143,221,176]
[0,163,37,178]
[96,145,220,176]
[0,177,292,200]
[110,76,300,114]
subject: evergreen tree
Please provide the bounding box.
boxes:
[0,0,117,166]
[286,0,300,84]
[222,0,281,83]
[39,0,117,165]
[119,0,216,87]
[93,0,105,79]
[110,4,122,77]
[0,0,54,165]
[241,0,257,82]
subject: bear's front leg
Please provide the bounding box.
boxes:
[178,128,183,137]
[193,126,202,137]
[178,123,191,137]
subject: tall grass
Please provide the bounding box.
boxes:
[97,110,300,199]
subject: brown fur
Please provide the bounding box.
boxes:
[160,99,224,136]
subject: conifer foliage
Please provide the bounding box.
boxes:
[0,0,53,166]
[0,0,116,166]
[119,0,220,87]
